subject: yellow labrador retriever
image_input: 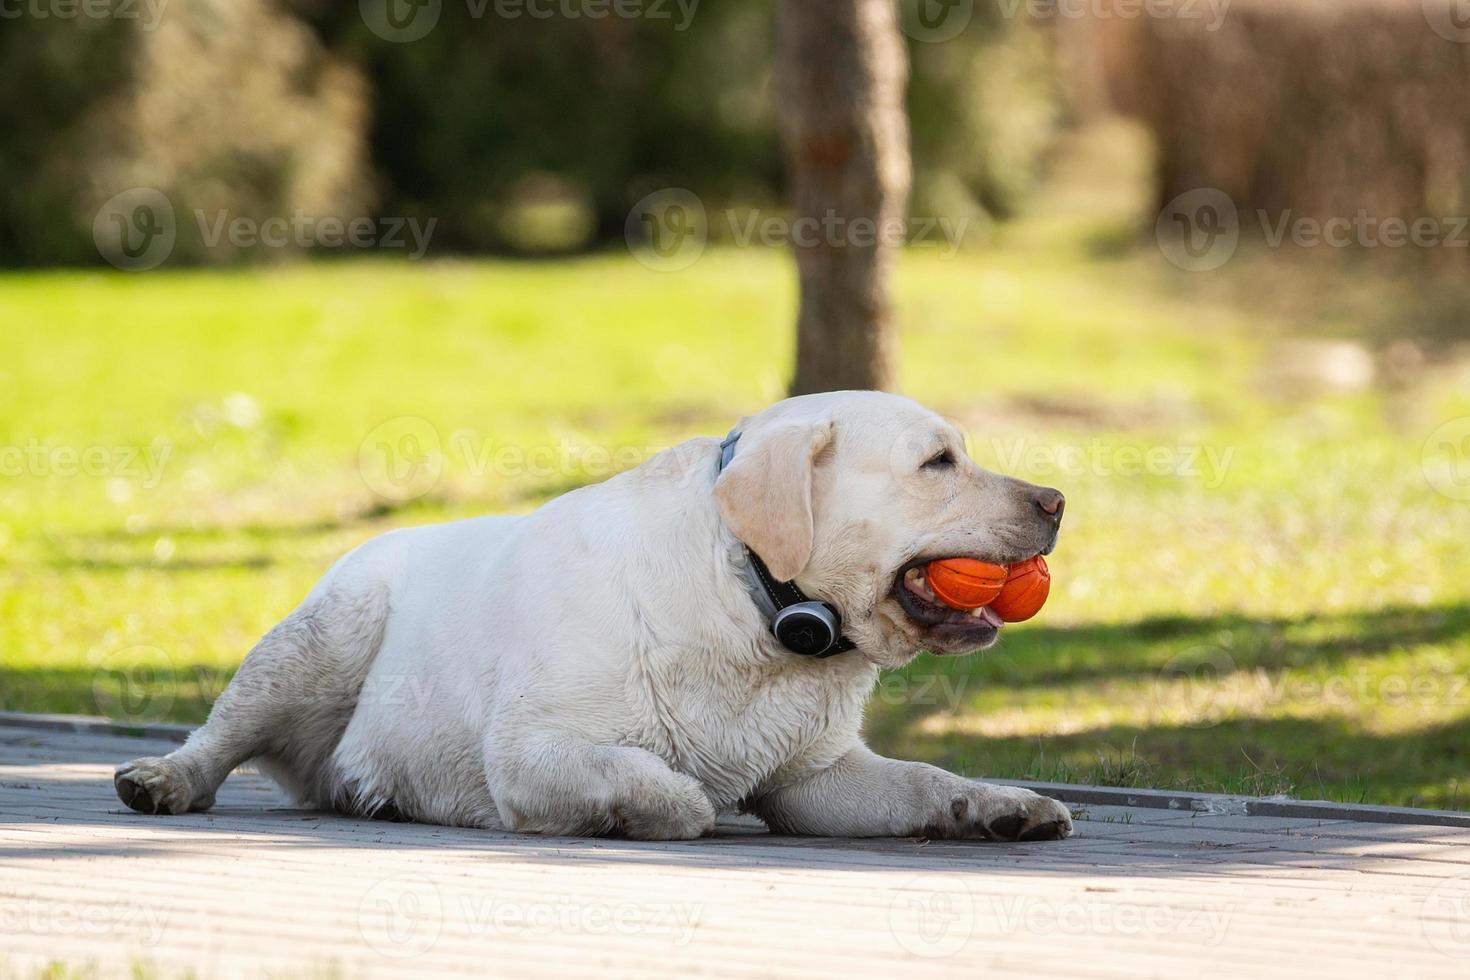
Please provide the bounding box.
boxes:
[116,391,1072,841]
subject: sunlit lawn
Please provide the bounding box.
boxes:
[3,210,1470,807]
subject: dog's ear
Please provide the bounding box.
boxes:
[714,419,835,582]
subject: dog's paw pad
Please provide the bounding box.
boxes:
[114,757,199,815]
[1020,819,1070,842]
[985,814,1027,840]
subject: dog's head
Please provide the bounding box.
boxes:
[714,391,1063,668]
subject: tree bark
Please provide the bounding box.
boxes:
[775,0,911,396]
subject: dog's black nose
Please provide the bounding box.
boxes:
[1033,487,1065,521]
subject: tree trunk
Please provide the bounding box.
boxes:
[775,0,911,396]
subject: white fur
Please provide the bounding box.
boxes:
[115,392,1072,842]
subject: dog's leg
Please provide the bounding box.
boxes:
[115,585,389,815]
[750,744,1072,841]
[485,733,715,840]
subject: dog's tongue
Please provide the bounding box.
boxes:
[976,606,1004,628]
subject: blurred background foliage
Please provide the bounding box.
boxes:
[12,0,1470,267]
[0,0,1062,263]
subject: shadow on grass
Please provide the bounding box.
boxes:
[38,555,277,572]
[872,713,1470,811]
[61,495,456,544]
[865,602,1470,809]
[875,601,1470,701]
[0,662,228,725]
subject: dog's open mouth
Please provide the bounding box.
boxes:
[891,558,1004,648]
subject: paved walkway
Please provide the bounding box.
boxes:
[4,720,1470,978]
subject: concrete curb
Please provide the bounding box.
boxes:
[0,710,191,743]
[6,711,1467,829]
[995,779,1470,829]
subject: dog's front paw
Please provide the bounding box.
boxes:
[115,756,214,815]
[929,782,1073,842]
[611,773,716,841]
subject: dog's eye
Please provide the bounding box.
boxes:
[922,449,955,470]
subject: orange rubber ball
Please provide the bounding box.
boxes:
[989,555,1051,623]
[926,558,1007,610]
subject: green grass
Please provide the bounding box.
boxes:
[4,174,1470,809]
